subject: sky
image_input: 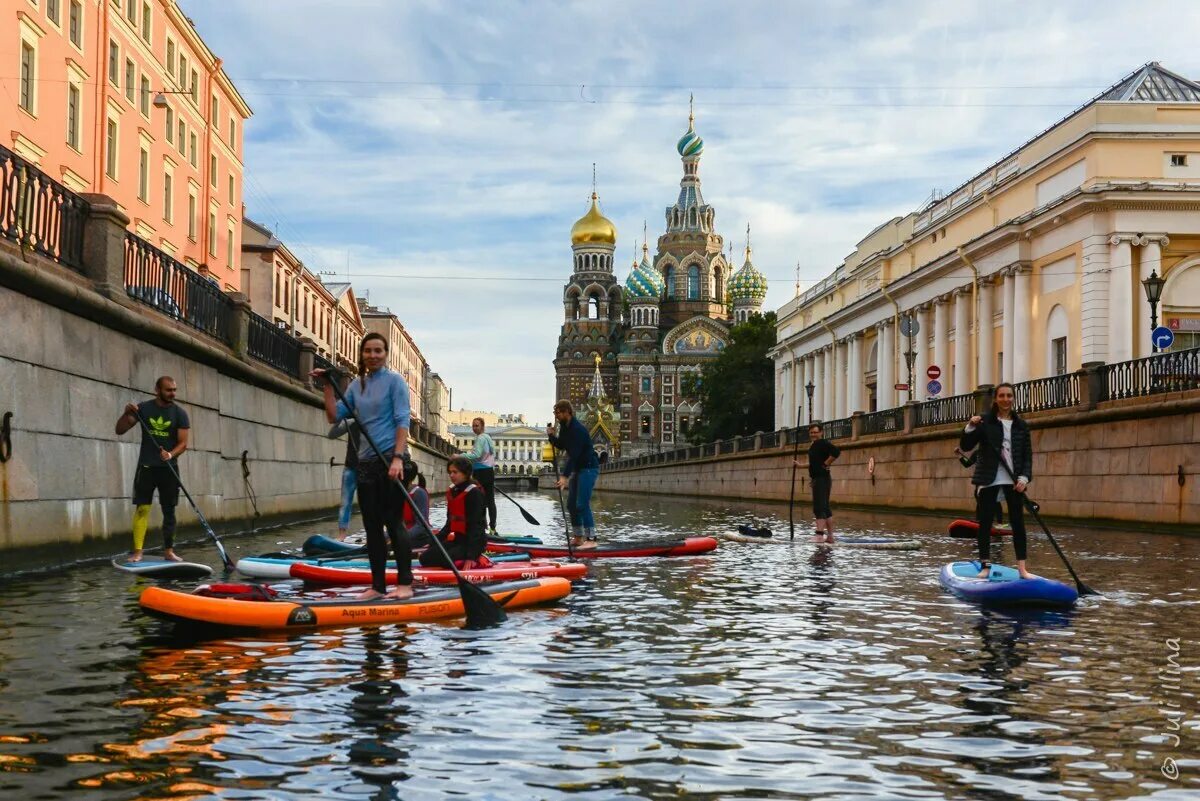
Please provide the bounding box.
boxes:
[180,0,1200,424]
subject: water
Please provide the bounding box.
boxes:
[0,491,1197,800]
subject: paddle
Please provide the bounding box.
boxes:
[492,484,540,526]
[549,440,575,561]
[320,370,506,628]
[131,411,234,572]
[974,429,1098,597]
[788,405,802,540]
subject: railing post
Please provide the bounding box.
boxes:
[902,401,918,434]
[753,431,763,451]
[225,292,252,358]
[78,194,130,300]
[850,411,863,441]
[1076,362,1105,410]
[298,338,317,385]
[973,384,994,416]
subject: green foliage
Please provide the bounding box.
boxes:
[684,312,777,443]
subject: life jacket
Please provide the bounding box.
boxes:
[444,481,480,542]
[402,487,426,528]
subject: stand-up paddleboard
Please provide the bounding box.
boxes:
[836,537,922,550]
[718,528,774,544]
[291,559,588,586]
[947,519,1013,539]
[939,561,1077,609]
[487,536,718,559]
[237,552,532,580]
[112,557,213,580]
[302,533,543,556]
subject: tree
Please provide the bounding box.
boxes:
[682,312,776,443]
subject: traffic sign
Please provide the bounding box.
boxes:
[1152,326,1175,350]
[900,316,920,338]
[927,379,942,397]
[894,383,909,391]
[926,365,942,380]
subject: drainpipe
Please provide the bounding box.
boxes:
[958,246,980,389]
[879,278,902,399]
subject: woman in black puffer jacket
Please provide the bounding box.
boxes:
[960,382,1033,579]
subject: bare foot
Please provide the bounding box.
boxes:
[810,535,826,543]
[569,537,585,548]
[384,585,414,600]
[576,540,599,550]
[128,550,143,563]
[823,535,836,544]
[336,529,349,542]
[976,564,991,578]
[163,550,183,562]
[355,589,384,601]
[1018,570,1035,580]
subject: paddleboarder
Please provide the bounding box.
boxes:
[327,412,361,541]
[419,456,487,569]
[457,417,499,537]
[794,423,840,543]
[961,382,1033,579]
[312,333,414,601]
[547,400,600,549]
[114,376,190,563]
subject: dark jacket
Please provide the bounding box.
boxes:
[436,482,486,560]
[548,417,599,478]
[959,413,1032,486]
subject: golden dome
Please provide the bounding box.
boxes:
[570,193,617,246]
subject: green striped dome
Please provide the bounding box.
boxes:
[728,258,768,302]
[677,127,704,158]
[625,254,665,300]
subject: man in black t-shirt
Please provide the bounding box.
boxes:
[795,423,840,543]
[114,376,191,562]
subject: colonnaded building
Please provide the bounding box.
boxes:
[554,104,768,458]
[771,62,1200,426]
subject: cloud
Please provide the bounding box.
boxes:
[182,0,1200,420]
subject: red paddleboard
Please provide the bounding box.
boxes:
[486,536,719,559]
[291,560,588,586]
[947,519,1013,539]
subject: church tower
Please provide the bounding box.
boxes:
[728,225,768,323]
[553,181,622,407]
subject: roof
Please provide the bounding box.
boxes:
[1098,62,1200,102]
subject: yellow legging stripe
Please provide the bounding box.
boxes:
[132,505,151,550]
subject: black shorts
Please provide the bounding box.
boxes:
[811,474,833,519]
[133,466,180,508]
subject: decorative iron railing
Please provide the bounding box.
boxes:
[0,144,88,271]
[914,393,975,428]
[313,353,336,374]
[718,438,735,454]
[860,406,905,436]
[1013,372,1079,413]
[823,417,853,440]
[1105,347,1200,400]
[247,311,301,374]
[124,234,233,341]
[737,434,756,451]
[760,431,779,449]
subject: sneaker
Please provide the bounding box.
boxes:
[488,528,499,537]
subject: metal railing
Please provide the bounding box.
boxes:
[823,417,853,440]
[247,311,301,374]
[860,406,905,436]
[1013,372,1079,413]
[313,353,336,373]
[1105,346,1200,400]
[737,434,757,451]
[124,234,233,341]
[0,144,88,271]
[914,392,974,428]
[760,431,779,449]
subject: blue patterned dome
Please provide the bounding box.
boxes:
[728,248,767,303]
[676,124,704,159]
[625,250,665,300]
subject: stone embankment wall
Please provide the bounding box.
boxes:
[0,234,448,569]
[586,393,1199,531]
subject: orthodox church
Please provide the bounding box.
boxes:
[553,103,768,457]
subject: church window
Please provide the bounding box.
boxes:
[587,297,599,320]
[665,266,675,298]
[687,265,700,299]
[641,376,651,392]
[714,266,724,303]
[574,351,583,359]
[640,416,651,436]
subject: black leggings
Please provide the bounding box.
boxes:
[811,474,833,520]
[356,458,413,593]
[474,467,497,530]
[976,484,1027,563]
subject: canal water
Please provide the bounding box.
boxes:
[0,491,1196,800]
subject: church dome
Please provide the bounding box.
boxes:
[571,193,617,246]
[676,124,704,159]
[728,247,768,302]
[624,247,665,300]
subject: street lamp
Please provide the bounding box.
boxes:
[903,347,916,402]
[804,379,815,424]
[1142,269,1166,352]
[152,89,191,109]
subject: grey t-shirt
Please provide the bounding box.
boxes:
[137,400,190,468]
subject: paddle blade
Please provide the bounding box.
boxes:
[517,506,540,526]
[458,578,508,630]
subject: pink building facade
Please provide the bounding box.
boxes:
[2,0,251,290]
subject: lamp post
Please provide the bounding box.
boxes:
[804,379,815,424]
[903,348,916,402]
[1142,269,1166,352]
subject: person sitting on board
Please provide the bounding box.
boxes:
[114,376,190,563]
[400,458,431,548]
[547,399,601,550]
[961,382,1033,579]
[793,423,840,544]
[419,456,487,570]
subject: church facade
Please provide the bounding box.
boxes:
[553,106,767,457]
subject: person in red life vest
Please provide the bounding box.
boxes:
[400,459,430,547]
[419,456,487,570]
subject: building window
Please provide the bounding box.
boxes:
[126,0,137,24]
[189,132,197,167]
[108,40,119,87]
[105,118,118,179]
[125,58,135,102]
[664,266,675,298]
[226,223,234,265]
[208,211,217,257]
[177,120,185,155]
[1052,337,1067,376]
[640,416,651,436]
[163,171,173,223]
[140,76,150,116]
[69,1,83,47]
[48,0,61,26]
[228,117,236,147]
[165,106,174,143]
[140,1,151,41]
[138,147,148,201]
[210,155,217,188]
[1171,154,1188,167]
[640,376,651,393]
[178,54,187,90]
[166,39,176,75]
[210,94,218,123]
[19,42,35,113]
[190,69,198,103]
[187,190,197,240]
[228,174,234,204]
[66,83,81,150]
[687,264,700,299]
[680,415,690,434]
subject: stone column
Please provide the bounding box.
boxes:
[914,304,930,400]
[1138,236,1168,358]
[877,321,894,410]
[848,333,863,413]
[953,288,970,395]
[977,275,995,386]
[933,296,950,394]
[299,337,317,385]
[1108,236,1133,363]
[1079,231,1111,364]
[79,194,131,300]
[836,339,849,418]
[1002,268,1015,380]
[822,346,833,422]
[1011,265,1031,382]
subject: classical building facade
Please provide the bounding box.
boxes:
[771,62,1200,428]
[3,0,251,289]
[450,423,546,476]
[553,104,767,457]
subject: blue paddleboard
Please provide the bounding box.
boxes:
[940,561,1077,609]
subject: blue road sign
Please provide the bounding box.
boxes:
[900,316,920,338]
[1152,326,1175,350]
[927,379,942,397]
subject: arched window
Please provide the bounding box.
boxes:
[1046,305,1069,377]
[687,265,700,299]
[587,296,599,320]
[714,266,724,303]
[665,266,675,298]
[640,416,651,436]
